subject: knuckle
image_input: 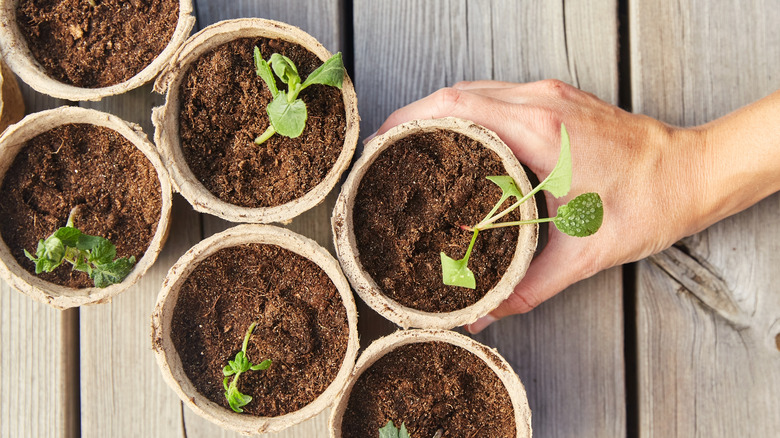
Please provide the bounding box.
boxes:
[433,87,464,113]
[507,287,541,314]
[452,80,471,89]
[537,78,574,97]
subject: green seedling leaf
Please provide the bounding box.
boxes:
[90,256,135,288]
[88,238,116,265]
[538,124,572,198]
[226,386,252,413]
[379,420,411,438]
[440,252,476,289]
[267,94,307,138]
[486,175,523,199]
[254,46,278,97]
[76,234,105,251]
[252,50,345,144]
[250,359,272,371]
[223,323,271,413]
[52,227,81,247]
[269,53,300,86]
[25,208,136,287]
[553,193,603,237]
[301,52,344,89]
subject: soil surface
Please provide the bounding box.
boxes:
[0,123,162,288]
[170,244,349,417]
[178,37,346,208]
[353,130,521,312]
[341,341,516,438]
[16,0,179,88]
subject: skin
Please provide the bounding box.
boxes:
[372,80,780,333]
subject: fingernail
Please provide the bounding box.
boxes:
[362,131,377,145]
[466,314,497,334]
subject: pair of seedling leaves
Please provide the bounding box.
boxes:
[253,47,344,144]
[441,125,604,289]
[24,207,135,288]
[223,322,272,413]
[379,421,443,438]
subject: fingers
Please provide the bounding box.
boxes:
[376,87,507,135]
[452,80,519,90]
[465,239,583,334]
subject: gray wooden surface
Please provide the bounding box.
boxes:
[1,1,777,437]
[354,2,625,437]
[632,0,780,436]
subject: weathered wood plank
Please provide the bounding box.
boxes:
[78,87,202,438]
[186,1,345,436]
[0,80,76,438]
[631,0,780,436]
[355,1,624,437]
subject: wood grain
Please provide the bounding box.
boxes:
[0,81,77,438]
[77,87,202,438]
[631,0,780,435]
[355,1,625,437]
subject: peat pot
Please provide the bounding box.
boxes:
[152,224,359,434]
[333,117,538,329]
[153,18,359,223]
[0,106,173,308]
[330,329,533,437]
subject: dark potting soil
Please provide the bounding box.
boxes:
[353,130,521,312]
[178,37,346,208]
[16,0,179,88]
[0,123,162,288]
[170,244,349,417]
[341,341,516,438]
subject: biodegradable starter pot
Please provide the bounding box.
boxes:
[0,106,173,308]
[0,60,24,133]
[0,0,195,101]
[153,18,359,224]
[330,329,533,437]
[332,117,538,329]
[151,224,360,435]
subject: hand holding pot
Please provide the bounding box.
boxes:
[375,80,780,333]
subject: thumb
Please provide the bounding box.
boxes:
[465,238,582,333]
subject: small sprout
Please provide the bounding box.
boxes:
[379,420,411,438]
[252,47,345,144]
[223,322,271,413]
[24,207,136,288]
[441,124,604,289]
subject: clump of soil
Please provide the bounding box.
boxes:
[178,37,346,208]
[16,0,180,88]
[0,123,163,288]
[170,244,349,417]
[353,130,521,312]
[341,341,516,438]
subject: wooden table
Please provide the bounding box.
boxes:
[2,1,779,437]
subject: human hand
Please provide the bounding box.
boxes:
[374,79,709,333]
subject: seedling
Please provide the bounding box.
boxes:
[252,47,345,144]
[379,421,411,438]
[379,421,443,438]
[24,207,136,288]
[222,322,272,413]
[441,124,604,289]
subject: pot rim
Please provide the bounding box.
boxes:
[0,106,173,309]
[0,60,24,133]
[328,328,533,438]
[151,224,360,434]
[332,117,538,329]
[0,0,196,101]
[152,18,359,224]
